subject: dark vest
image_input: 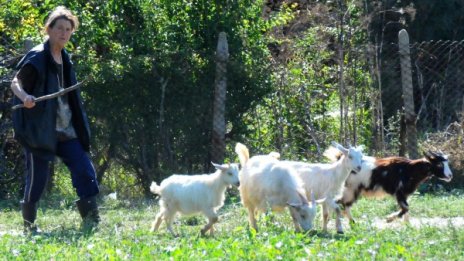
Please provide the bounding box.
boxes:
[12,41,91,160]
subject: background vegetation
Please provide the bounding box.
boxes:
[1,0,463,199]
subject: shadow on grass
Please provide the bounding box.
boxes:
[304,229,353,241]
[19,225,100,243]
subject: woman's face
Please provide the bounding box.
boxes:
[47,18,73,49]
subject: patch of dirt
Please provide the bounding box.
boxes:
[2,217,463,237]
[369,216,464,230]
[332,216,464,231]
[0,228,22,237]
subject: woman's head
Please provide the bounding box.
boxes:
[45,6,79,32]
[45,6,78,48]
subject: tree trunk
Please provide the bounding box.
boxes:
[211,32,229,164]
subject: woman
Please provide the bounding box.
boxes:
[11,6,100,233]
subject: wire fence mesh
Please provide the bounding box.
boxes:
[1,34,463,196]
[375,38,464,154]
[412,40,464,131]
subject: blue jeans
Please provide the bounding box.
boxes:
[23,138,99,203]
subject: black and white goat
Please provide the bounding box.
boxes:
[338,151,453,223]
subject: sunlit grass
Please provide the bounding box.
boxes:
[1,190,463,260]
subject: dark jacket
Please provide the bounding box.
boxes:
[12,41,91,160]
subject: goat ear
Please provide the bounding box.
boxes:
[287,202,302,209]
[424,151,435,160]
[331,141,348,154]
[211,162,228,171]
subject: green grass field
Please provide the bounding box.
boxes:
[1,190,463,260]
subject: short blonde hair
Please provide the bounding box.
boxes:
[45,6,79,32]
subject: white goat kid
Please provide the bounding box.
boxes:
[282,142,363,234]
[235,143,317,233]
[150,162,240,236]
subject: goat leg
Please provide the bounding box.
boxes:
[387,194,409,222]
[334,207,343,233]
[201,212,218,236]
[247,207,259,232]
[397,199,409,219]
[344,206,356,225]
[322,202,329,231]
[210,225,215,236]
[164,213,178,237]
[386,210,401,222]
[167,223,178,237]
[151,212,164,232]
[327,199,344,233]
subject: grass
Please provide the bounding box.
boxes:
[1,190,463,260]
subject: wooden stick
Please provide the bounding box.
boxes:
[12,80,86,110]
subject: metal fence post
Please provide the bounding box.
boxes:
[398,29,418,158]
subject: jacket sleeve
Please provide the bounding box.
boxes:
[16,64,38,94]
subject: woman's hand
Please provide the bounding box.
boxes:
[23,95,36,108]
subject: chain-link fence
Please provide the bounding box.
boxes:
[359,33,464,187]
[345,33,463,158]
[1,32,463,197]
[412,40,464,131]
[379,35,463,150]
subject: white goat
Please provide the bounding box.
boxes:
[235,143,317,233]
[281,142,363,233]
[150,162,240,236]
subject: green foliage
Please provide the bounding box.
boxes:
[1,0,274,197]
[73,0,274,188]
[0,0,49,45]
[238,0,374,160]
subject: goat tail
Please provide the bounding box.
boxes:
[235,142,250,166]
[268,151,281,160]
[150,181,161,195]
[323,146,343,162]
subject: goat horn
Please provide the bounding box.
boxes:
[298,192,309,206]
[311,191,316,207]
[423,151,432,159]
